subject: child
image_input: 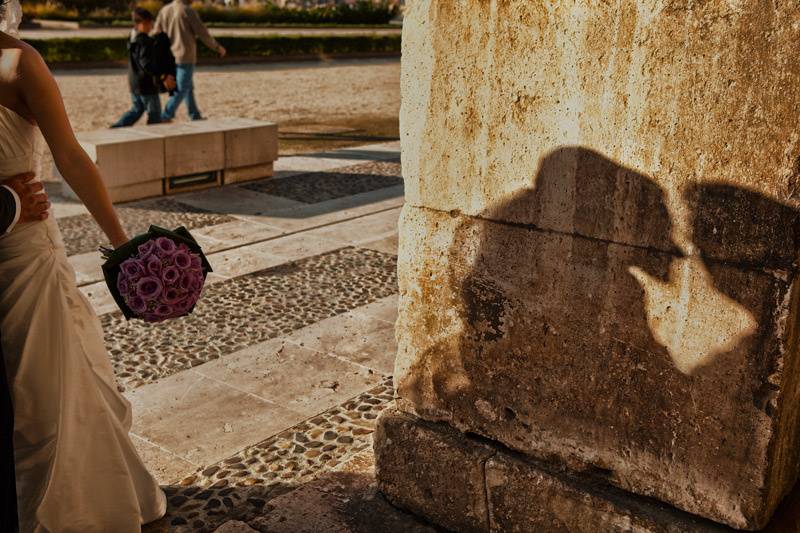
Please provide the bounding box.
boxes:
[111,8,176,128]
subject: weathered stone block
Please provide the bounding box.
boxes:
[394,205,800,529]
[77,129,164,188]
[375,410,733,533]
[374,408,493,533]
[485,454,729,533]
[401,1,800,266]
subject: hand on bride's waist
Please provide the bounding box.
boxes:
[2,172,49,223]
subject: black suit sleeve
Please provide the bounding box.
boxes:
[0,186,18,235]
[155,34,177,78]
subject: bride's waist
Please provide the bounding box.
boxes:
[0,218,64,257]
[0,154,38,176]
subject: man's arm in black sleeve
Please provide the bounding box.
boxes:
[0,186,20,234]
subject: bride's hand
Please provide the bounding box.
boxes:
[2,172,50,222]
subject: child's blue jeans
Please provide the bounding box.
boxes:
[112,93,162,128]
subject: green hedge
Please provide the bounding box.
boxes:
[27,35,402,64]
[25,2,399,26]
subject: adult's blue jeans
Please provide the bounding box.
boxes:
[162,64,203,121]
[111,92,162,128]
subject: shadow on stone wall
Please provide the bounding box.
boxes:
[398,146,800,527]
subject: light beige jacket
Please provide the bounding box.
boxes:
[154,0,220,65]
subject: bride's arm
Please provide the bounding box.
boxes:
[17,46,128,248]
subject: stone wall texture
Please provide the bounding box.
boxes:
[386,0,800,530]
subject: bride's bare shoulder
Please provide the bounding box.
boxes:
[0,32,48,82]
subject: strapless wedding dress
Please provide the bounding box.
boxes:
[0,106,166,531]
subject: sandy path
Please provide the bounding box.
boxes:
[56,58,400,131]
[44,58,400,178]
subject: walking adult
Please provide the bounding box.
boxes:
[154,0,226,121]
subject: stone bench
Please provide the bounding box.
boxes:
[62,118,278,203]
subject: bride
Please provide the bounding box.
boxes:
[0,1,166,531]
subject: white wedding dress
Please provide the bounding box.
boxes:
[0,72,166,533]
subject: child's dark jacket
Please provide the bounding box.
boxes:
[128,32,177,95]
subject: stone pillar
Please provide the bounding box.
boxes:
[375,1,800,531]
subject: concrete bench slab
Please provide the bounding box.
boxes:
[71,118,278,203]
[78,128,164,188]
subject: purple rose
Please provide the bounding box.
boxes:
[173,251,191,269]
[162,266,180,285]
[144,254,162,275]
[117,276,130,296]
[189,254,202,269]
[138,240,156,257]
[153,303,175,317]
[161,287,183,305]
[120,259,145,279]
[136,276,163,300]
[127,295,148,314]
[176,296,196,314]
[179,272,193,291]
[155,237,177,257]
[177,243,190,254]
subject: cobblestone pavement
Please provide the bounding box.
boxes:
[59,197,235,256]
[152,379,394,532]
[244,159,402,203]
[50,142,409,532]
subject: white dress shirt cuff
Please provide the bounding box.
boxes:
[1,184,21,234]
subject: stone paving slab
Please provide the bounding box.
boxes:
[191,220,286,254]
[285,311,397,375]
[273,156,369,179]
[132,434,199,486]
[128,370,307,468]
[207,247,287,280]
[270,141,399,178]
[305,206,400,246]
[80,280,118,316]
[103,247,397,389]
[244,232,346,263]
[359,234,399,255]
[349,295,399,325]
[292,143,400,162]
[195,339,382,418]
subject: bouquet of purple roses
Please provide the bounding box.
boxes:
[102,226,212,323]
